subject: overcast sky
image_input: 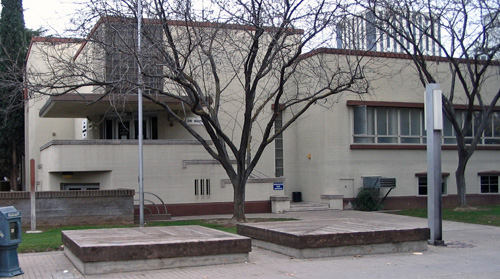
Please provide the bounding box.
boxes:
[22,0,213,37]
[23,0,79,36]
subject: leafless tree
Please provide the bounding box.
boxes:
[26,0,368,221]
[352,0,500,207]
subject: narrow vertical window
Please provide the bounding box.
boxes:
[200,179,204,195]
[275,113,284,177]
[353,106,375,143]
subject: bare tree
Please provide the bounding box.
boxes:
[26,0,368,221]
[352,0,500,207]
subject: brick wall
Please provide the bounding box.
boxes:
[344,194,500,210]
[0,190,135,228]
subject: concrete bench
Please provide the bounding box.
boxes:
[62,226,251,275]
[237,219,429,259]
[270,195,291,213]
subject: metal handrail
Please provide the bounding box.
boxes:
[134,192,168,216]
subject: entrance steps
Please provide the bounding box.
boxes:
[286,202,332,212]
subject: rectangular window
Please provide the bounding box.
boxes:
[104,23,163,93]
[353,106,500,145]
[353,106,375,143]
[353,106,424,144]
[102,116,158,140]
[194,179,211,196]
[485,112,500,144]
[480,176,499,193]
[275,113,284,177]
[443,111,500,144]
[417,176,447,196]
[445,111,500,145]
[443,113,456,144]
[365,12,376,51]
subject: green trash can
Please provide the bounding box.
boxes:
[0,206,23,277]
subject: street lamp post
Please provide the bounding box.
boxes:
[425,83,445,246]
[137,0,145,228]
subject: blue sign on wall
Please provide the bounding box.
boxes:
[273,182,284,190]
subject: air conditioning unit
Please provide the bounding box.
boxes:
[362,176,396,189]
[380,178,396,188]
[362,175,381,189]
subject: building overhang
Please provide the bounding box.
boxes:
[39,93,185,118]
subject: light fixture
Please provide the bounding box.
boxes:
[62,172,74,179]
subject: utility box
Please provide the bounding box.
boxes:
[0,206,23,277]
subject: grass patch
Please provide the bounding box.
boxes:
[20,224,132,253]
[19,218,295,253]
[387,205,500,227]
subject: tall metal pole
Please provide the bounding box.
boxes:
[29,159,37,232]
[425,83,444,245]
[137,0,145,227]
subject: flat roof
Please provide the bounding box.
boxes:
[39,93,183,118]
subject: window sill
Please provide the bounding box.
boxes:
[417,194,449,197]
[350,144,500,150]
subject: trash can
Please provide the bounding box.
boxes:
[0,206,23,277]
[292,192,302,203]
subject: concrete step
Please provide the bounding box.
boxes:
[286,202,332,212]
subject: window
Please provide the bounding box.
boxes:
[61,183,100,191]
[443,111,500,145]
[365,12,376,51]
[480,176,499,193]
[274,113,284,177]
[417,176,447,196]
[353,105,500,145]
[103,23,163,93]
[353,106,424,144]
[483,112,500,144]
[102,116,158,140]
[194,179,211,196]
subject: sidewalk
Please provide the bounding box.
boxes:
[15,210,500,279]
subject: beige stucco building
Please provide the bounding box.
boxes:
[282,50,500,208]
[24,20,500,216]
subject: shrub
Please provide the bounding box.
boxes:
[354,188,382,211]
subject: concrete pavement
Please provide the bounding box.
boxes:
[15,210,500,278]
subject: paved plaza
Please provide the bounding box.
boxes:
[15,210,500,279]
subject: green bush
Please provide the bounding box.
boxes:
[354,188,382,211]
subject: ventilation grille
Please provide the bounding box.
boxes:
[195,179,211,196]
[380,178,396,188]
[363,176,396,189]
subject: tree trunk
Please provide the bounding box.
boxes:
[9,140,19,191]
[231,178,247,223]
[455,156,468,208]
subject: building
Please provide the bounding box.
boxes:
[282,49,500,209]
[24,19,284,216]
[24,18,500,216]
[336,11,441,56]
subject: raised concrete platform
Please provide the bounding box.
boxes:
[237,218,429,258]
[62,226,251,275]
